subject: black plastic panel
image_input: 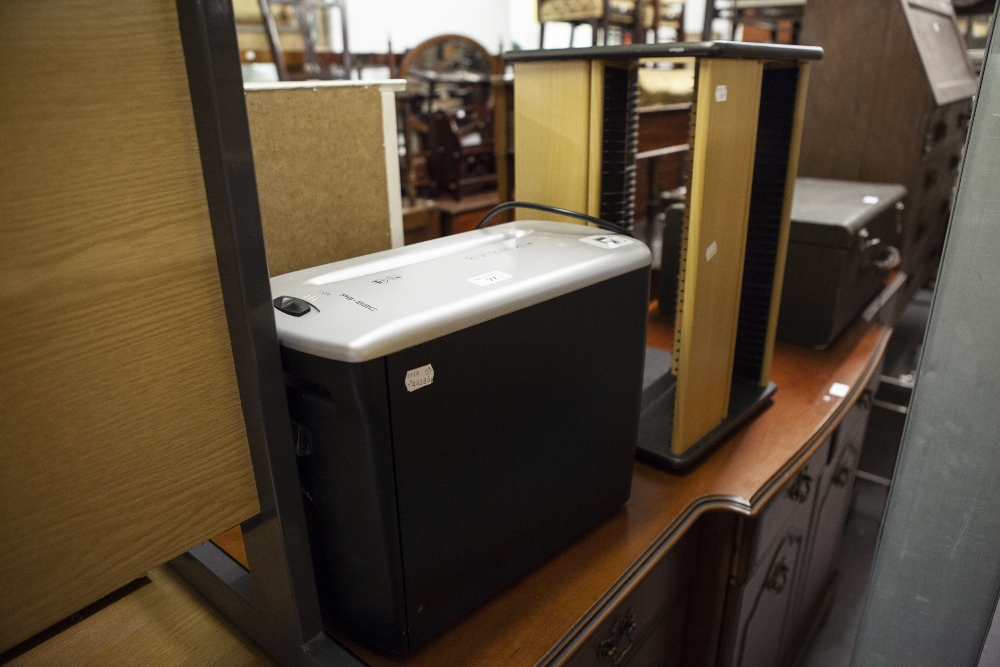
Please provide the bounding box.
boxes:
[284,267,650,653]
[280,350,408,653]
[600,65,640,231]
[505,41,823,63]
[386,268,649,649]
[733,66,799,381]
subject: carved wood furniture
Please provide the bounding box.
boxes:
[398,35,502,203]
[797,0,977,309]
[423,91,498,200]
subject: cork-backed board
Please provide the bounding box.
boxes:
[0,1,259,651]
[245,80,405,276]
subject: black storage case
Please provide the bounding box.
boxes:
[270,222,651,654]
[777,178,906,348]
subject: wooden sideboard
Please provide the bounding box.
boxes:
[9,309,889,667]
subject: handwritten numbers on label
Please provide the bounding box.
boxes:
[405,364,435,392]
[467,270,513,287]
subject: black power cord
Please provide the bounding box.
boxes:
[474,201,632,236]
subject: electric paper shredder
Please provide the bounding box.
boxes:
[270,221,651,654]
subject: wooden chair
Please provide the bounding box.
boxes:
[399,35,501,202]
[637,0,687,43]
[538,0,685,47]
[538,0,641,47]
[702,0,805,43]
[258,0,351,80]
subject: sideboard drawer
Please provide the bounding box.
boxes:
[752,436,830,570]
[792,436,860,630]
[729,496,812,667]
[565,527,697,667]
[615,592,688,666]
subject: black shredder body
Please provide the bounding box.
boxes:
[270,221,652,654]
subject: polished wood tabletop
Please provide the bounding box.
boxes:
[11,306,889,667]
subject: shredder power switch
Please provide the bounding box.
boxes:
[273,296,312,317]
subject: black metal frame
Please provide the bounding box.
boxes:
[504,40,822,63]
[170,1,362,664]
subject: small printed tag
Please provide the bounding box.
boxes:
[705,241,718,262]
[829,382,850,398]
[405,364,434,392]
[715,85,728,102]
[580,234,635,249]
[467,270,513,286]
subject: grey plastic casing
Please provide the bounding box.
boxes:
[270,220,652,362]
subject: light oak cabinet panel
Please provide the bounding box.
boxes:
[0,1,260,651]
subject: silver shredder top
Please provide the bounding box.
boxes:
[270,221,651,362]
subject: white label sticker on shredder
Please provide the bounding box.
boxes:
[580,234,634,249]
[405,364,434,392]
[467,270,512,286]
[715,85,728,102]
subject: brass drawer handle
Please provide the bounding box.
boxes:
[598,609,637,664]
[789,470,812,504]
[766,558,790,594]
[859,388,874,411]
[833,465,852,487]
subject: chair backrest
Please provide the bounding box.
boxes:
[260,0,352,80]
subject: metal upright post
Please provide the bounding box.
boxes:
[170,1,362,664]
